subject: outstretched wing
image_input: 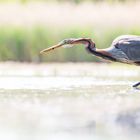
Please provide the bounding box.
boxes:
[111,35,140,62]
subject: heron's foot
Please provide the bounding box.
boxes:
[133,82,140,88]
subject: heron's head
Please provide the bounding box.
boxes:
[40,38,95,54]
[60,38,95,47]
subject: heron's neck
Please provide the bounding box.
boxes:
[87,43,116,61]
[74,39,116,61]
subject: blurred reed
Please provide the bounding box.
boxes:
[0,1,139,62]
[0,26,140,62]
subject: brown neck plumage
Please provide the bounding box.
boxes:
[75,39,116,62]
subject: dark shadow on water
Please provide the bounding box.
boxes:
[116,108,140,134]
[133,87,140,90]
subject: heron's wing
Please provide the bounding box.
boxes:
[112,35,140,62]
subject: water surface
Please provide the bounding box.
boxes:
[0,63,140,140]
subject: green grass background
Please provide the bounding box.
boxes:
[0,0,139,62]
[0,26,139,62]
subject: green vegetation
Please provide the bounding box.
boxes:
[0,0,139,62]
[0,26,139,62]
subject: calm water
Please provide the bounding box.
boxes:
[0,63,140,140]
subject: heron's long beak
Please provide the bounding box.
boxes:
[40,42,64,54]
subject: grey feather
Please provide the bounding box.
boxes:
[107,35,140,63]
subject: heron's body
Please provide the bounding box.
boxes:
[40,35,140,87]
[102,35,140,65]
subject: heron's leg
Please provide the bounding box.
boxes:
[133,82,140,88]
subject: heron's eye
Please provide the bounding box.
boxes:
[62,39,74,48]
[62,40,67,44]
[63,39,74,44]
[63,40,69,44]
[59,40,67,45]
